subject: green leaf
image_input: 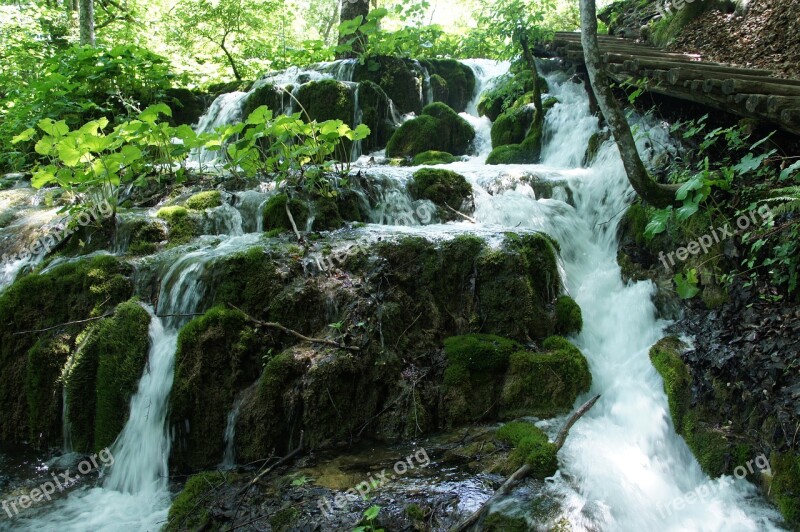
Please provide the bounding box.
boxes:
[364,505,381,520]
[12,128,36,144]
[34,136,56,156]
[56,141,84,167]
[644,208,672,240]
[674,270,700,299]
[31,167,57,189]
[779,160,800,181]
[37,118,69,137]
[139,103,172,123]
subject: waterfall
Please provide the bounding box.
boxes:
[220,394,246,470]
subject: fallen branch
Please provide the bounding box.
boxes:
[13,313,113,335]
[228,303,360,352]
[444,203,478,223]
[285,200,302,242]
[450,395,601,532]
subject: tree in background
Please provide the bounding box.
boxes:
[579,0,679,207]
[170,0,281,80]
[337,0,370,58]
[79,0,94,45]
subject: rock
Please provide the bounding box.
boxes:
[242,82,288,119]
[420,59,477,113]
[412,150,458,166]
[491,106,535,148]
[408,168,472,215]
[294,79,355,125]
[354,55,422,115]
[385,102,475,158]
[165,87,209,126]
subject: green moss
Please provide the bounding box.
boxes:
[386,103,475,158]
[555,296,583,335]
[496,421,558,479]
[484,512,529,531]
[262,194,310,233]
[294,79,355,125]
[412,150,457,166]
[421,59,477,113]
[211,247,284,316]
[185,190,222,211]
[649,337,728,477]
[90,301,150,451]
[156,206,199,246]
[501,337,591,417]
[408,168,472,210]
[486,144,537,165]
[491,106,534,148]
[354,55,421,115]
[358,80,395,152]
[165,87,207,127]
[127,219,166,256]
[0,255,132,446]
[165,471,227,532]
[270,506,300,531]
[444,334,522,374]
[169,306,262,470]
[405,503,425,521]
[770,452,800,526]
[242,83,285,119]
[312,197,344,231]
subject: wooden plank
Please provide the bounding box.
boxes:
[721,79,800,97]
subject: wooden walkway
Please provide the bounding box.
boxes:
[536,32,800,136]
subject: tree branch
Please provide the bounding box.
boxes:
[14,313,112,335]
[449,395,601,531]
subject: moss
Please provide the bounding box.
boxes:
[211,247,285,316]
[649,337,729,477]
[242,83,286,118]
[386,103,475,158]
[484,512,529,531]
[354,55,421,115]
[770,452,800,526]
[408,168,472,211]
[405,503,426,521]
[0,255,132,446]
[208,80,253,98]
[127,219,166,256]
[421,59,477,113]
[491,106,534,148]
[486,144,537,165]
[165,471,227,532]
[89,301,150,451]
[412,150,457,166]
[501,337,591,417]
[262,194,310,233]
[156,206,199,246]
[444,334,521,374]
[270,506,300,531]
[185,190,222,211]
[164,87,207,127]
[294,79,355,125]
[496,421,558,479]
[169,306,262,471]
[358,80,395,152]
[311,197,344,231]
[584,130,609,166]
[555,296,583,335]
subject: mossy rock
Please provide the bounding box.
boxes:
[354,55,422,115]
[408,168,472,212]
[241,83,285,118]
[186,190,222,211]
[358,80,396,152]
[262,194,310,233]
[496,421,558,479]
[127,219,167,256]
[82,300,150,451]
[486,116,543,165]
[271,506,300,531]
[164,87,208,126]
[294,79,355,125]
[650,337,729,477]
[169,307,263,471]
[0,255,133,446]
[165,471,228,531]
[584,130,610,166]
[412,150,457,166]
[421,59,477,113]
[501,336,591,418]
[386,102,475,158]
[555,296,582,335]
[207,80,253,98]
[491,106,535,148]
[770,452,800,527]
[156,206,200,246]
[484,512,529,532]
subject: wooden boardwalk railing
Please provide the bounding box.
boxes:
[535,32,800,136]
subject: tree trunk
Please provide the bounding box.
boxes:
[220,35,242,81]
[579,0,679,208]
[79,0,95,46]
[519,34,544,130]
[337,0,370,59]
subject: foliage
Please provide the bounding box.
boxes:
[353,504,384,532]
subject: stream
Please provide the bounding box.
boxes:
[0,58,786,531]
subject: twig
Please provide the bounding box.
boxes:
[234,431,304,499]
[449,395,600,532]
[157,312,206,318]
[285,200,302,242]
[444,203,478,223]
[228,303,360,352]
[14,313,113,335]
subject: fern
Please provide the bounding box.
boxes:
[760,186,800,217]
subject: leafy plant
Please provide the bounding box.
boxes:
[353,505,384,532]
